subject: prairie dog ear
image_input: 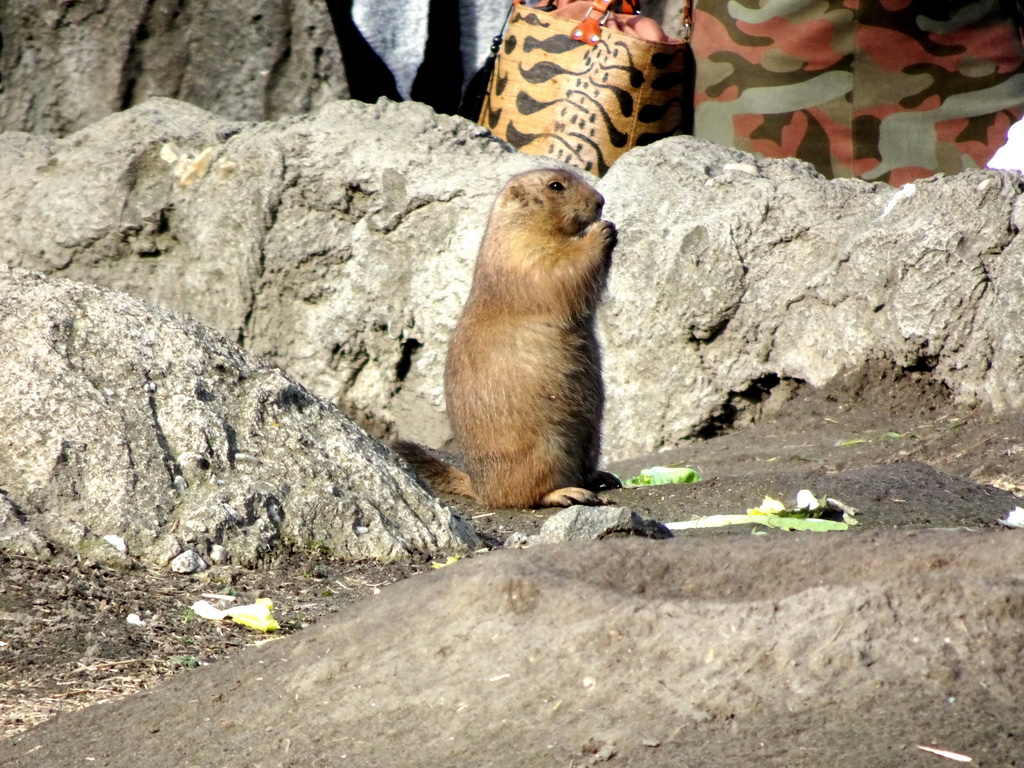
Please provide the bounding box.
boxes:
[505,180,527,203]
[496,180,529,212]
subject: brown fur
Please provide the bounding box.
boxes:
[394,168,619,507]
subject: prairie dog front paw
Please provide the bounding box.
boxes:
[586,220,617,251]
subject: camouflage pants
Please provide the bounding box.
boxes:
[691,0,1024,185]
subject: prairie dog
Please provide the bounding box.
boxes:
[395,168,619,507]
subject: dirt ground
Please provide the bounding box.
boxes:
[2,362,1023,766]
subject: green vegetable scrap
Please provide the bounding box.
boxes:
[227,599,280,633]
[748,515,850,532]
[747,490,824,518]
[666,490,859,532]
[665,515,759,530]
[625,466,702,486]
[190,597,281,633]
[431,555,461,569]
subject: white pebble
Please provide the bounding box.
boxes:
[170,549,208,574]
[999,506,1024,528]
[103,534,127,554]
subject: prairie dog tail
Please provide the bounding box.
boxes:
[391,440,475,499]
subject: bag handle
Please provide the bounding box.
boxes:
[571,0,614,44]
[572,0,692,46]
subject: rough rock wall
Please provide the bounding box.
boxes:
[2,97,1023,463]
[0,267,478,566]
[0,0,347,135]
[0,97,536,448]
[602,141,1024,455]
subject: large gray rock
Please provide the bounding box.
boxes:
[0,266,479,566]
[601,140,1024,456]
[0,0,347,135]
[0,96,535,449]
[2,97,1023,465]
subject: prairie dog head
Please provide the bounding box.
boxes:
[494,168,605,238]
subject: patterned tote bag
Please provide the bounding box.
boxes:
[478,0,694,176]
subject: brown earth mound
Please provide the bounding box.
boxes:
[2,531,1023,768]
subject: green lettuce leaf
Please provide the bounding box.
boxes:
[625,466,702,486]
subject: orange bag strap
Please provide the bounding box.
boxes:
[572,0,692,46]
[680,0,692,42]
[571,0,614,44]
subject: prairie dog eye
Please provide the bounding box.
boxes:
[548,181,565,191]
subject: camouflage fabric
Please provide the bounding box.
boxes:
[691,0,1024,185]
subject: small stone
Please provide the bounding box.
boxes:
[534,506,672,543]
[170,549,208,574]
[503,531,533,549]
[153,535,184,565]
[102,534,127,553]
